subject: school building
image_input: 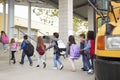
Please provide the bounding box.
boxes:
[0,13,58,42]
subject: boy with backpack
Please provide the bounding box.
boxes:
[45,32,64,70]
[19,35,33,66]
[80,33,88,71]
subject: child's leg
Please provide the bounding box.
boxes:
[69,58,76,71]
[11,51,14,59]
[2,43,6,50]
[12,51,16,64]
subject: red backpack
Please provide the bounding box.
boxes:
[38,45,45,55]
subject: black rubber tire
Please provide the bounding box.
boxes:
[94,58,120,80]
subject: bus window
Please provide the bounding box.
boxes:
[112,0,120,2]
[96,0,108,14]
[97,17,107,31]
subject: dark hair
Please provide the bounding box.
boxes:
[24,35,28,39]
[79,33,85,39]
[87,31,95,40]
[1,31,6,35]
[69,35,76,45]
[53,32,59,38]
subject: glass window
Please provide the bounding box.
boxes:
[96,0,108,14]
[97,17,107,31]
[112,0,120,2]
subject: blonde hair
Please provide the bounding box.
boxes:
[37,36,44,47]
[10,38,15,44]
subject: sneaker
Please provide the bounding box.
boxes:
[13,60,16,64]
[30,64,33,66]
[19,62,23,65]
[88,69,94,74]
[4,50,7,53]
[43,62,46,68]
[81,68,88,71]
[36,65,40,67]
[53,67,58,70]
[59,65,64,70]
[70,69,76,72]
[10,58,13,60]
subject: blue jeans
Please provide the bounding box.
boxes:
[2,43,6,50]
[91,54,96,69]
[82,54,91,70]
[53,54,62,68]
[20,51,33,64]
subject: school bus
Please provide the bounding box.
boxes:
[88,0,120,80]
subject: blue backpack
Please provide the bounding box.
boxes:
[70,44,80,59]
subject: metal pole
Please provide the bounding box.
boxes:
[8,0,14,39]
[28,2,31,40]
[2,0,6,31]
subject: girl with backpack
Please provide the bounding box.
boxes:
[87,31,95,74]
[10,38,19,64]
[36,36,46,68]
[1,31,9,52]
[68,35,80,72]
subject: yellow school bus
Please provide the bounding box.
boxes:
[88,0,120,80]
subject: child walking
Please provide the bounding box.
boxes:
[1,31,9,52]
[36,36,46,68]
[68,35,80,72]
[46,32,64,70]
[10,38,18,64]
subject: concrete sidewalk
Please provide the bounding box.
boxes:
[0,44,94,80]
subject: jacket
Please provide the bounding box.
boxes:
[10,43,19,51]
[46,38,60,55]
[89,39,95,57]
[21,40,29,50]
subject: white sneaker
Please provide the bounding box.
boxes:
[53,67,58,70]
[59,65,64,70]
[4,50,7,53]
[88,69,94,74]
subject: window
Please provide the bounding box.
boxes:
[97,17,107,31]
[96,0,108,14]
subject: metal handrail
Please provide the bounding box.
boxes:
[19,29,37,42]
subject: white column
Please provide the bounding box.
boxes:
[2,0,6,31]
[8,0,14,39]
[59,0,73,44]
[88,6,94,31]
[28,2,31,39]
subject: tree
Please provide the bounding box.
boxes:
[33,8,58,25]
[33,8,88,35]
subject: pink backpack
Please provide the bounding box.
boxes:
[2,34,9,44]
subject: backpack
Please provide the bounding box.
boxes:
[2,35,9,44]
[56,40,66,55]
[24,43,34,57]
[38,45,45,55]
[70,44,80,59]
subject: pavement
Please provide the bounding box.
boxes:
[0,43,94,80]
